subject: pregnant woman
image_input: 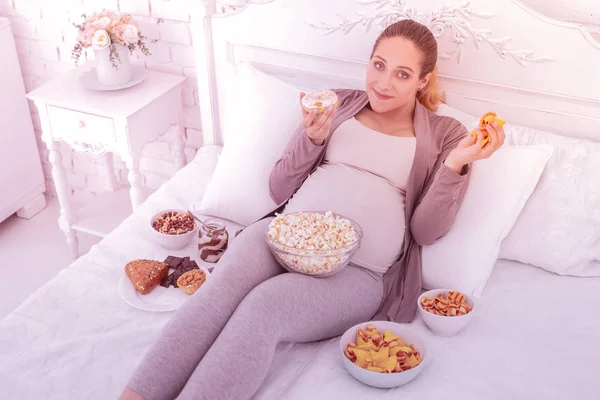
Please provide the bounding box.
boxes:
[121,19,505,400]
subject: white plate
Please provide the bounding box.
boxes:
[117,266,211,312]
[79,66,147,91]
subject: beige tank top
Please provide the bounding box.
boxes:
[284,117,416,274]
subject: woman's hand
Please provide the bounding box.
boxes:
[444,122,506,174]
[300,92,336,146]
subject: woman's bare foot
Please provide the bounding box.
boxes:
[118,387,144,400]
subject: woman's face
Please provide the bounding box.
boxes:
[366,36,430,114]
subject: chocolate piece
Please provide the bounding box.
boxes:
[159,255,200,289]
[170,268,186,286]
[168,256,183,268]
[181,260,199,270]
[160,274,173,288]
[163,256,175,265]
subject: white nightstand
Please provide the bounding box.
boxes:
[27,64,187,258]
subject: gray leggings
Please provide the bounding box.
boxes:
[128,217,384,400]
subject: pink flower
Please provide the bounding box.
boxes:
[123,24,139,44]
[77,31,90,47]
[113,28,126,45]
[73,11,145,55]
[91,29,111,50]
[76,22,97,47]
[92,16,112,30]
[84,21,96,33]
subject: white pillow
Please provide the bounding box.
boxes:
[422,144,553,297]
[435,103,479,129]
[199,62,302,226]
[500,127,600,276]
[432,103,600,276]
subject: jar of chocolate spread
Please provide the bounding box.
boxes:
[198,218,229,263]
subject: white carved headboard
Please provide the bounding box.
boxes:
[191,0,600,146]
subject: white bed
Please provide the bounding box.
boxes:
[0,146,599,399]
[2,0,600,399]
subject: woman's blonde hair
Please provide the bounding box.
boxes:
[371,19,445,112]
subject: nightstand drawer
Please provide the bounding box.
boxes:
[47,106,116,154]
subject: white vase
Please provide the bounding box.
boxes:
[94,45,133,86]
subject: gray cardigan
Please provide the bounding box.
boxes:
[266,89,471,322]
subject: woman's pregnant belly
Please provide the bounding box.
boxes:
[283,163,406,273]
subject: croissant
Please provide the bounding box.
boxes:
[470,111,506,148]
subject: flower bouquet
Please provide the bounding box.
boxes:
[72,10,151,86]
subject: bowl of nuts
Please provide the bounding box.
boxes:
[265,211,362,277]
[417,289,476,337]
[150,209,198,250]
[340,321,428,388]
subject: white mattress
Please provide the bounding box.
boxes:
[1,145,599,400]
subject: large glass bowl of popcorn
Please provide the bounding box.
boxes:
[266,211,363,277]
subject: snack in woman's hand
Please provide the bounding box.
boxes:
[470,111,506,148]
[344,325,422,373]
[176,269,207,295]
[301,89,338,114]
[125,259,169,295]
[420,290,472,316]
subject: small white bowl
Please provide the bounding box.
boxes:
[417,289,476,337]
[150,209,198,250]
[339,321,428,388]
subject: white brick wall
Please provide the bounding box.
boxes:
[10,18,36,39]
[119,0,151,17]
[30,40,60,61]
[158,20,190,44]
[150,0,190,22]
[0,0,204,199]
[143,42,171,63]
[137,19,160,41]
[83,0,119,11]
[13,0,42,20]
[34,20,65,42]
[170,44,195,67]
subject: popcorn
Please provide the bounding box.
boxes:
[267,211,359,276]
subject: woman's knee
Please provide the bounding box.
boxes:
[233,280,286,329]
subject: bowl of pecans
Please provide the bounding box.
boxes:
[265,211,362,277]
[150,209,198,250]
[417,289,476,337]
